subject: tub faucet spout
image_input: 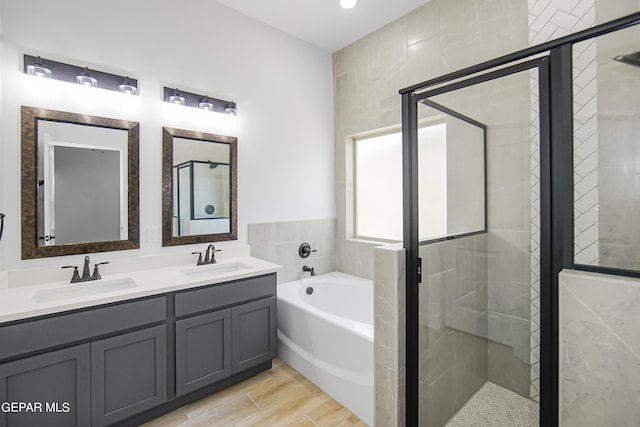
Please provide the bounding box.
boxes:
[302,265,315,276]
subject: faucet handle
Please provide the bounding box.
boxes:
[298,243,317,259]
[192,251,204,266]
[211,246,221,264]
[92,262,109,280]
[62,265,81,283]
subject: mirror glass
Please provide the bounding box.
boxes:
[163,127,237,246]
[22,106,139,259]
[37,121,128,246]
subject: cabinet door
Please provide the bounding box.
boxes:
[91,325,167,426]
[175,309,232,396]
[232,297,277,372]
[0,344,90,427]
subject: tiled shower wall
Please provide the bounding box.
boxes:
[559,1,640,426]
[419,235,488,426]
[560,271,640,426]
[333,0,530,282]
[527,0,598,401]
[247,218,336,283]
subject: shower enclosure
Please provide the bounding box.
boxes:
[401,12,640,427]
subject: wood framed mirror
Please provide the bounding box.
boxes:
[21,106,140,259]
[162,127,237,246]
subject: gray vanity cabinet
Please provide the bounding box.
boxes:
[0,344,91,427]
[90,325,167,427]
[0,273,276,426]
[232,296,277,372]
[175,309,232,396]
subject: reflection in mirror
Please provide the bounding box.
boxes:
[162,127,237,246]
[37,122,128,246]
[173,138,231,236]
[21,106,139,259]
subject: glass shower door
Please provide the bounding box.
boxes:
[412,61,547,426]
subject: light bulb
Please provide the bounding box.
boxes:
[225,103,238,116]
[169,90,185,105]
[76,68,97,87]
[27,57,52,78]
[199,97,214,111]
[119,77,137,95]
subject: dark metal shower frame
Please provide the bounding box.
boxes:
[400,11,640,427]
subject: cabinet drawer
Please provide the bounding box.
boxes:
[175,274,276,317]
[0,296,166,361]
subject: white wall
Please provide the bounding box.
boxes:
[0,0,335,269]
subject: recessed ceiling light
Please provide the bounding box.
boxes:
[340,0,358,10]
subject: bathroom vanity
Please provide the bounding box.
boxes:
[0,255,279,427]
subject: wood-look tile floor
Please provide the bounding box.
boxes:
[142,358,368,427]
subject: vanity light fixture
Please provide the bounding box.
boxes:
[26,56,52,78]
[169,88,186,105]
[23,54,138,94]
[119,77,138,95]
[340,0,358,9]
[163,87,238,115]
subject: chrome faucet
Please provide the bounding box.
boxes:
[62,256,109,283]
[302,265,316,276]
[192,244,222,266]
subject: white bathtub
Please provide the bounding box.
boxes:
[277,271,374,426]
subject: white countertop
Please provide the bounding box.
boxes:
[0,256,281,324]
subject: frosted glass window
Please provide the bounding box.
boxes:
[418,123,448,240]
[354,124,449,242]
[355,132,403,241]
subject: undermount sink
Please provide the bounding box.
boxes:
[180,262,253,280]
[34,277,138,304]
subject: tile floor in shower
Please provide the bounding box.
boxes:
[445,382,539,427]
[141,358,366,427]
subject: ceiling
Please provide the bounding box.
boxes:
[216,0,431,53]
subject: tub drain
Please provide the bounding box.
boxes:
[306,286,314,295]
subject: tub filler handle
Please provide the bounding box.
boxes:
[298,243,317,258]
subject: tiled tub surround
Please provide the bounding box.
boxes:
[248,218,336,283]
[373,244,405,427]
[560,270,640,427]
[277,272,374,425]
[0,245,280,323]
